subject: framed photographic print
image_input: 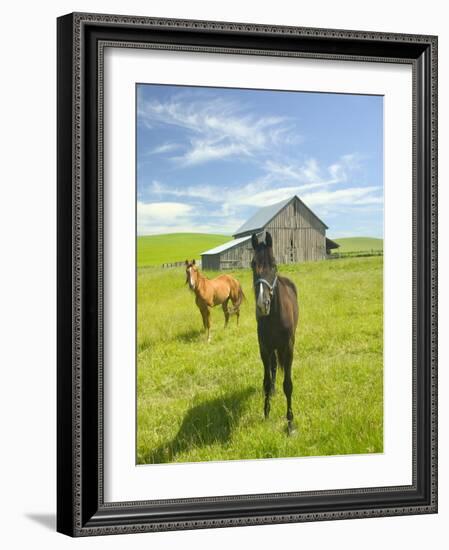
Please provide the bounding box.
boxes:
[57,12,438,536]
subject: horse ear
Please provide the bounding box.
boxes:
[265,232,273,248]
[251,234,259,250]
[192,259,196,265]
[185,259,189,266]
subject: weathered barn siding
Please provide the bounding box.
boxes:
[264,198,326,263]
[219,240,253,269]
[202,240,252,270]
[201,254,221,271]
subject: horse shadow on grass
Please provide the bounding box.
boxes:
[176,327,204,343]
[144,387,255,464]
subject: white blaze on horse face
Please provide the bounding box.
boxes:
[257,282,265,311]
[189,267,195,290]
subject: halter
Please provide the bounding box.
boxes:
[255,275,278,293]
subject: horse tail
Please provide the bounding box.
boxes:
[229,281,245,315]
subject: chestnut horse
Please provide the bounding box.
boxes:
[185,260,244,342]
[251,232,299,434]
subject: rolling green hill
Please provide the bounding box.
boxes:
[138,233,231,267]
[332,237,383,254]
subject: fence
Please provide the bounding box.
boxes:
[161,261,202,269]
[161,253,382,267]
[328,250,383,260]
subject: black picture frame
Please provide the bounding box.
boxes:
[57,12,438,537]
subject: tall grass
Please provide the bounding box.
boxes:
[137,256,383,464]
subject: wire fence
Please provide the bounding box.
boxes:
[328,250,383,259]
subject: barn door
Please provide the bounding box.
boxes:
[288,232,296,263]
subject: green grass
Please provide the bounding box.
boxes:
[137,256,383,464]
[137,233,231,267]
[333,237,383,254]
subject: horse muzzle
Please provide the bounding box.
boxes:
[187,279,196,291]
[256,301,271,317]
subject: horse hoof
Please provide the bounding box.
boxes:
[287,421,296,436]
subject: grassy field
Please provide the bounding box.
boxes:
[137,233,231,267]
[137,255,383,464]
[333,237,383,254]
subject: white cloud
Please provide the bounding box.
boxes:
[137,201,192,234]
[138,220,243,236]
[137,201,192,220]
[137,200,243,235]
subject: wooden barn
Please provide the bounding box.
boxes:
[201,195,339,270]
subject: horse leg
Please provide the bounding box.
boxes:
[222,299,230,328]
[199,310,206,335]
[230,285,241,326]
[279,344,294,434]
[199,303,211,342]
[196,298,206,330]
[270,352,277,395]
[204,307,211,343]
[261,350,272,419]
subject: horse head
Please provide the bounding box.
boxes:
[251,232,277,317]
[185,259,199,290]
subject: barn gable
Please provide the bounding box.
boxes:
[233,197,291,237]
[234,195,327,238]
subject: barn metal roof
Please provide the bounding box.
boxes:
[233,197,291,237]
[201,235,252,256]
[233,195,328,237]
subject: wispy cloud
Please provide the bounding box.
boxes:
[264,153,364,187]
[146,153,379,213]
[264,158,322,183]
[302,186,382,208]
[147,142,182,155]
[328,153,363,182]
[138,94,299,166]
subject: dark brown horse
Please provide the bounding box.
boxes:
[185,260,244,342]
[251,232,299,434]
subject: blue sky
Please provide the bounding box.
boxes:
[137,84,383,238]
